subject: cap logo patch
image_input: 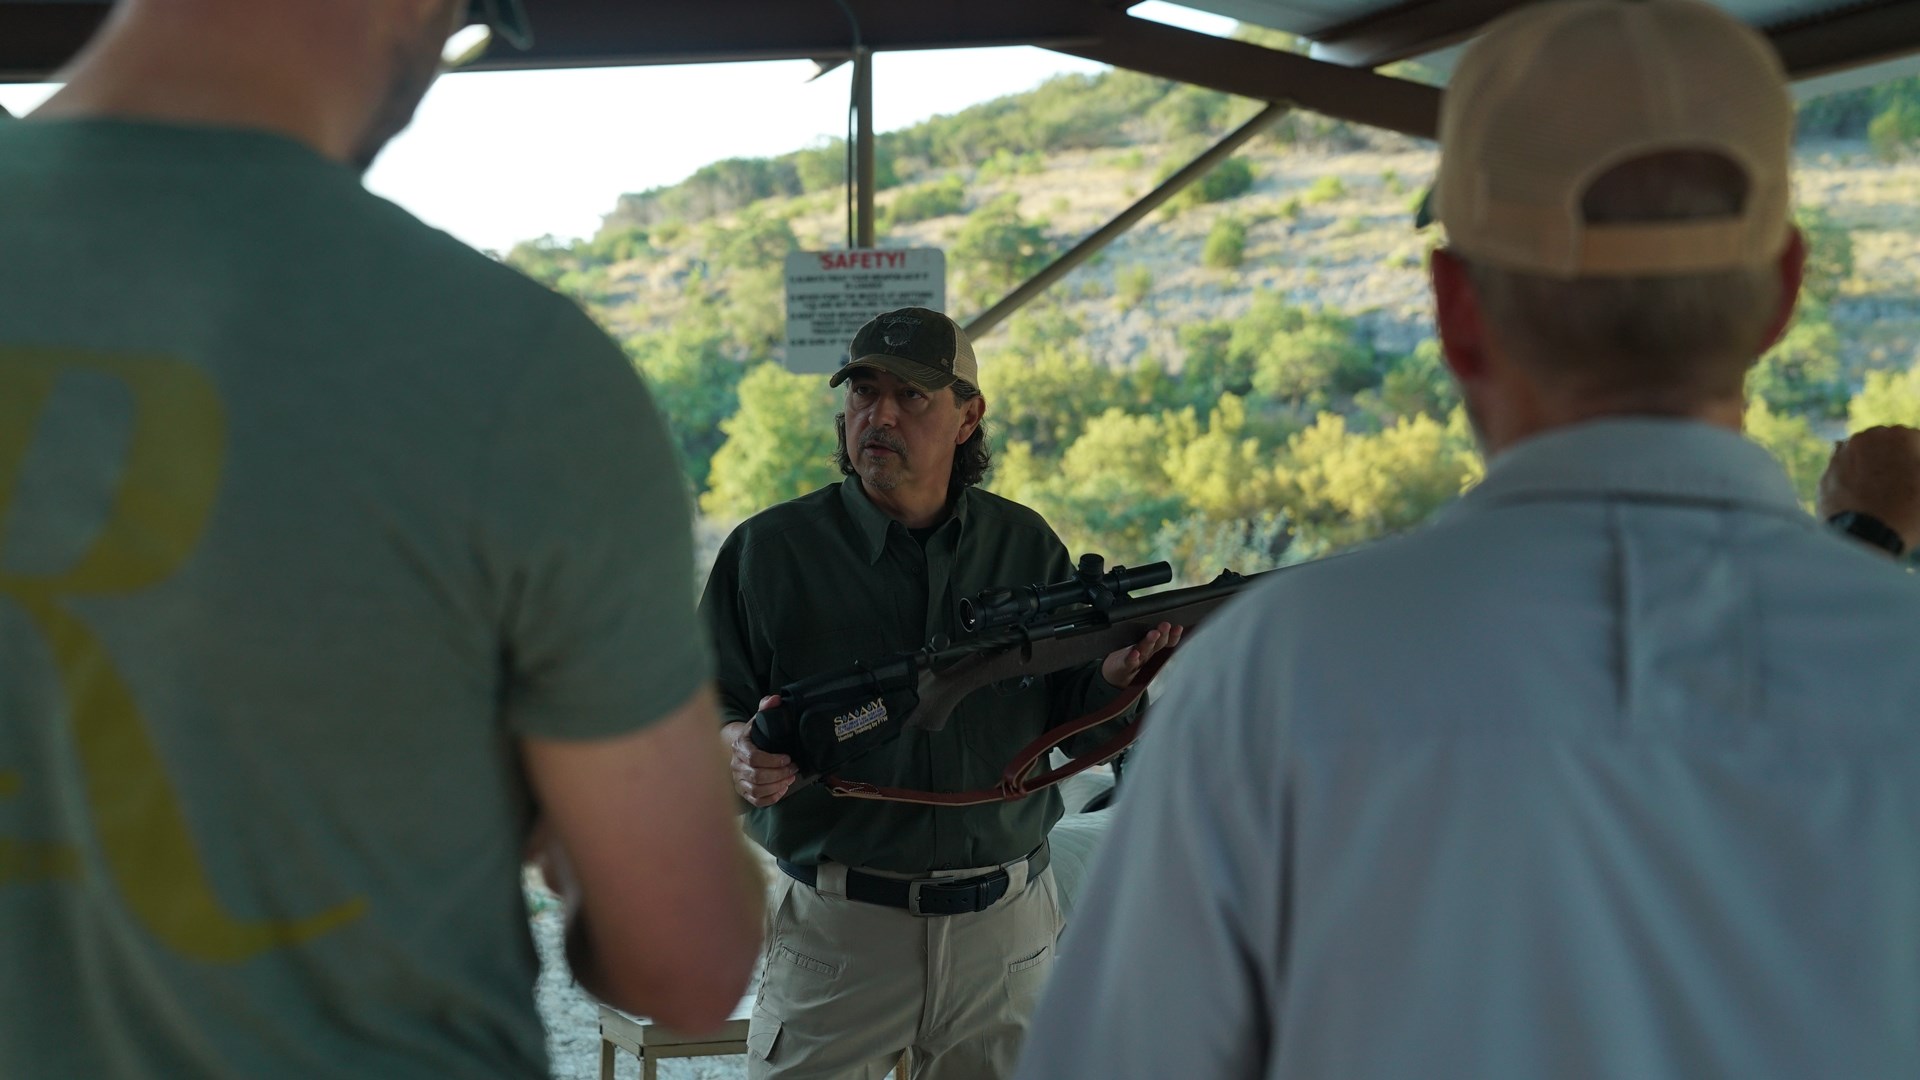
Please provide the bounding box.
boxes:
[879,315,921,349]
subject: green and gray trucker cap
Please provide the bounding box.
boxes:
[830,307,979,392]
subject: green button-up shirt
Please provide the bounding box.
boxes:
[701,476,1126,873]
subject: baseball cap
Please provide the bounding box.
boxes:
[1419,0,1793,278]
[830,308,979,392]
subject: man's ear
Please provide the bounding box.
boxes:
[1430,248,1490,384]
[1757,226,1808,354]
[956,394,986,444]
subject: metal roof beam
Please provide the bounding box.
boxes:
[0,0,1105,80]
[1311,0,1530,69]
[1054,12,1440,139]
[1769,1,1920,79]
[462,0,1101,71]
[1309,0,1920,81]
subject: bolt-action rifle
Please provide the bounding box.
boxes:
[748,555,1269,806]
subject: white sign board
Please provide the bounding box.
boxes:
[784,248,947,374]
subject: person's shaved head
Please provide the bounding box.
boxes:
[35,0,468,171]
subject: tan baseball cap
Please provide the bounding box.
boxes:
[830,308,980,392]
[1421,0,1793,278]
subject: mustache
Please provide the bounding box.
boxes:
[863,432,906,456]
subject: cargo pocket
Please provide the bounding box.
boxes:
[1004,942,1054,1013]
[751,940,844,1067]
[747,1001,782,1062]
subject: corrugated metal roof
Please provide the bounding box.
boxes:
[2,0,1916,130]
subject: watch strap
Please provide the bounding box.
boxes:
[1827,511,1907,557]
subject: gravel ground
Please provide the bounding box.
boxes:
[530,877,752,1080]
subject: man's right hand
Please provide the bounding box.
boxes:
[1819,425,1920,553]
[725,694,801,807]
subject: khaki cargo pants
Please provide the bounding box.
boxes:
[747,857,1064,1080]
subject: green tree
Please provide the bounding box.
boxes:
[1849,365,1920,431]
[1870,97,1920,160]
[1203,215,1248,270]
[628,316,746,493]
[503,234,584,290]
[1242,302,1379,405]
[882,174,967,229]
[980,344,1119,457]
[1150,512,1291,585]
[1277,409,1482,552]
[1356,340,1459,424]
[701,364,842,518]
[1301,175,1347,206]
[1164,395,1285,520]
[1797,206,1855,303]
[1166,156,1256,210]
[1046,408,1187,556]
[1747,302,1847,419]
[1743,398,1827,507]
[952,194,1052,309]
[1116,264,1154,308]
[706,207,798,269]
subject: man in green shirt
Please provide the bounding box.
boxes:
[0,2,763,1077]
[702,307,1178,1080]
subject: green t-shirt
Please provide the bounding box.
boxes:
[700,476,1127,873]
[0,121,709,1079]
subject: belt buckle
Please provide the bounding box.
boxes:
[906,878,940,917]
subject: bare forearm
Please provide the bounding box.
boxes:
[564,832,765,1028]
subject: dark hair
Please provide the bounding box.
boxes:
[834,379,993,493]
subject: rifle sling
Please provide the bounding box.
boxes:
[819,647,1176,806]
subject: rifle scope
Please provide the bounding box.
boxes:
[960,554,1173,633]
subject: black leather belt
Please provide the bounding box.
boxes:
[777,842,1050,917]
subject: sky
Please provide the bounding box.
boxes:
[0,3,1233,254]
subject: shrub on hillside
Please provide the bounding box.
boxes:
[883,175,967,229]
[1744,399,1826,507]
[1276,410,1482,554]
[1302,175,1347,206]
[952,194,1052,307]
[1159,156,1256,211]
[1116,264,1154,308]
[1798,206,1855,302]
[1871,99,1920,160]
[1850,366,1920,431]
[1748,302,1847,420]
[1204,216,1248,270]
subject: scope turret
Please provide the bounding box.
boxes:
[959,556,1173,633]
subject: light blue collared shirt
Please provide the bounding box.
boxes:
[1019,419,1920,1080]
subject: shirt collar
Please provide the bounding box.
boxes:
[836,476,972,565]
[1461,418,1807,520]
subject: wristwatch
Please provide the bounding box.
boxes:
[1827,510,1907,557]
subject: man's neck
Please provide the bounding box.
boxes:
[860,478,952,531]
[1481,390,1747,458]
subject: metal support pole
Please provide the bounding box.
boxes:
[964,100,1289,341]
[854,46,876,249]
